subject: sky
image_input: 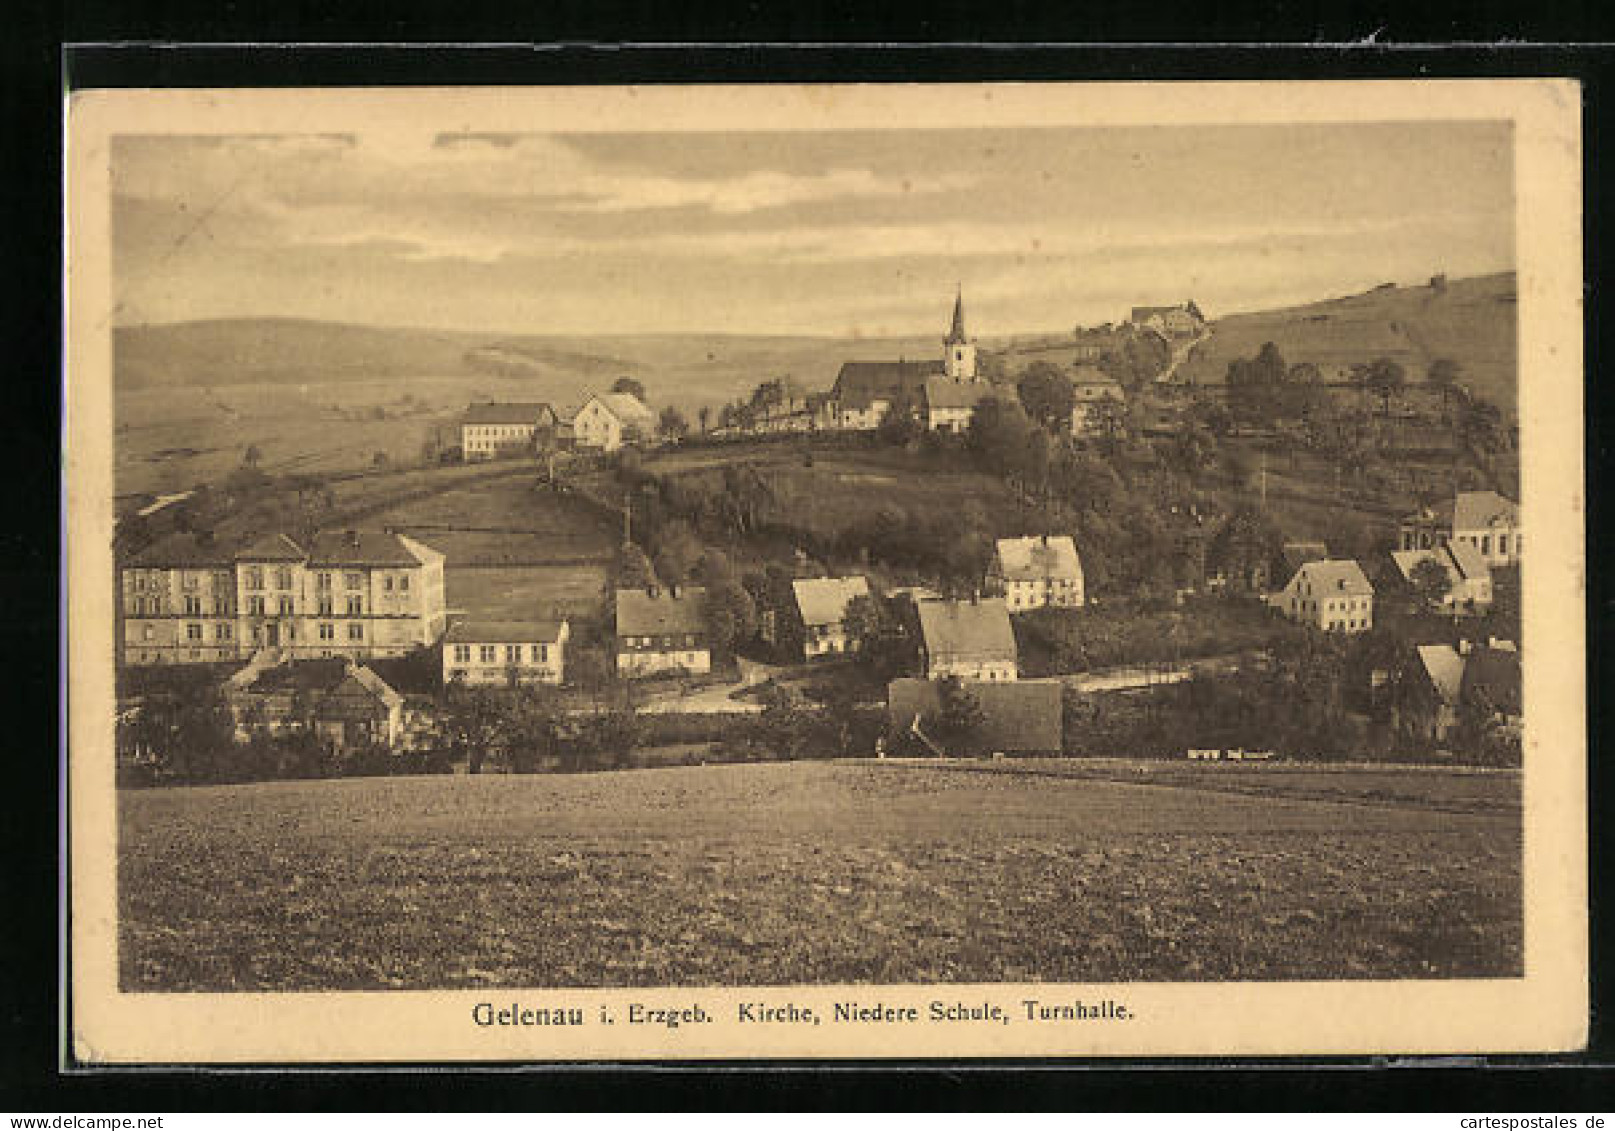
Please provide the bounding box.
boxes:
[111,121,1515,337]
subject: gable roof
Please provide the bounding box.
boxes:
[921,377,995,412]
[831,360,944,411]
[1287,558,1373,597]
[307,528,433,568]
[792,576,870,628]
[887,677,1063,753]
[1070,364,1125,396]
[462,402,555,426]
[127,531,236,569]
[235,532,308,562]
[994,536,1083,583]
[1453,490,1519,531]
[591,392,657,428]
[1461,647,1522,717]
[615,586,708,639]
[1446,538,1492,581]
[445,619,568,645]
[915,597,1016,660]
[1416,644,1466,707]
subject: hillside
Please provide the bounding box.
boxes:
[1174,273,1517,414]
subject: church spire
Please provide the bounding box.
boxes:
[946,285,968,345]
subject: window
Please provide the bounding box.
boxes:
[480,645,496,663]
[246,568,263,590]
[345,573,363,590]
[248,596,265,615]
[1481,535,1491,555]
[278,596,294,616]
[399,575,410,592]
[453,644,471,663]
[274,568,292,590]
[506,645,520,664]
[186,623,202,641]
[132,574,145,592]
[182,573,199,591]
[384,576,394,592]
[346,597,362,615]
[318,597,333,615]
[317,572,332,591]
[141,625,154,641]
[348,623,364,641]
[184,596,201,615]
[212,597,229,616]
[319,623,335,641]
[533,644,547,664]
[216,624,232,642]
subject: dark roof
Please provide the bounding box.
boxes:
[463,402,555,425]
[307,529,431,567]
[1460,647,1522,717]
[243,658,355,694]
[832,360,944,411]
[887,677,1063,753]
[615,586,708,639]
[921,377,995,411]
[235,532,307,561]
[445,619,568,644]
[1453,490,1518,531]
[946,289,969,345]
[127,531,235,569]
[915,598,1016,661]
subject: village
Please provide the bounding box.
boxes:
[113,285,1523,785]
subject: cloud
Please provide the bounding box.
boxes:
[557,168,974,215]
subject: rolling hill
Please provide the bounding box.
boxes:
[1175,272,1517,415]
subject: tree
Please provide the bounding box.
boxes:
[658,405,690,441]
[611,376,647,401]
[649,519,704,584]
[614,540,658,590]
[875,388,923,447]
[242,444,262,471]
[697,405,712,434]
[699,550,757,657]
[966,395,1035,479]
[439,683,507,774]
[1206,506,1283,592]
[1016,361,1076,432]
[1409,556,1453,610]
[934,675,985,755]
[1427,357,1462,415]
[1362,357,1406,417]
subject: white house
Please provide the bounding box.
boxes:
[1391,540,1493,612]
[443,619,570,686]
[915,597,1018,682]
[460,402,558,461]
[572,392,658,452]
[614,586,710,677]
[1274,558,1375,633]
[1399,490,1521,567]
[990,535,1085,611]
[791,576,871,659]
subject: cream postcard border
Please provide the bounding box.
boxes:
[66,79,1587,1063]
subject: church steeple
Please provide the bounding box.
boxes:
[946,285,969,345]
[943,286,978,381]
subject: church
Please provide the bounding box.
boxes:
[828,290,992,432]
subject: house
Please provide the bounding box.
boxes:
[122,527,447,666]
[829,360,943,430]
[920,376,994,434]
[887,677,1063,755]
[1400,640,1522,743]
[990,535,1085,611]
[1398,490,1521,566]
[915,597,1018,681]
[460,402,559,461]
[572,392,657,452]
[443,619,570,686]
[1068,367,1127,437]
[1273,558,1375,633]
[1129,301,1205,337]
[1390,540,1493,612]
[1460,642,1523,734]
[791,576,871,660]
[614,585,710,677]
[226,657,405,750]
[1407,643,1468,741]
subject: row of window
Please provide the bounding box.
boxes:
[620,634,702,649]
[134,568,414,593]
[140,623,234,643]
[450,644,554,664]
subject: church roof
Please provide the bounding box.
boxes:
[946,289,970,345]
[831,360,944,411]
[921,377,995,412]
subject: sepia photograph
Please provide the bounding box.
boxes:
[65,81,1586,1062]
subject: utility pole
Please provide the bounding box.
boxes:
[623,493,632,546]
[1260,450,1268,507]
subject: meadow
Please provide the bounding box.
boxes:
[118,760,1521,990]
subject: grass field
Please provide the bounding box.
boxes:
[118,760,1521,990]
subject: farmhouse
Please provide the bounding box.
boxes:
[990,535,1085,611]
[443,619,570,686]
[1399,490,1521,567]
[887,677,1063,755]
[791,576,871,660]
[1399,640,1521,743]
[1068,366,1127,437]
[915,597,1018,681]
[573,392,657,452]
[460,402,559,461]
[615,585,711,677]
[121,528,447,666]
[1129,301,1205,337]
[1391,540,1493,612]
[1274,558,1375,633]
[225,656,405,750]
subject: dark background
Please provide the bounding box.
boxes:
[8,12,1615,1110]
